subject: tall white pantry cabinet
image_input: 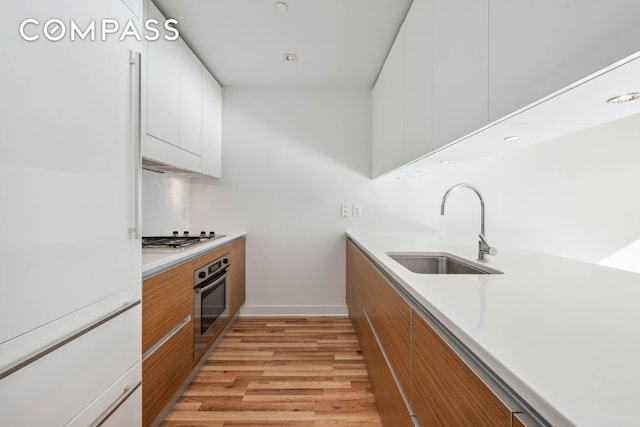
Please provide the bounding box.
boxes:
[0,0,143,425]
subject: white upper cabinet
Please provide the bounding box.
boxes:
[433,0,488,148]
[143,0,222,177]
[372,22,406,177]
[402,0,434,164]
[146,3,180,147]
[179,47,203,156]
[202,68,222,178]
[372,0,487,178]
[488,0,640,122]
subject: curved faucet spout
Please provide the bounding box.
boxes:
[440,183,485,236]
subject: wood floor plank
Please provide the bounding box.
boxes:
[162,317,382,426]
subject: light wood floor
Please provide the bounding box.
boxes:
[163,317,383,426]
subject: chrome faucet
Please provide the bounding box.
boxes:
[440,183,497,262]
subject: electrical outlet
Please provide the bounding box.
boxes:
[341,205,350,217]
[353,205,362,217]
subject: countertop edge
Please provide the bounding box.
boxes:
[142,232,247,279]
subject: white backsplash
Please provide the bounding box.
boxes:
[142,169,190,236]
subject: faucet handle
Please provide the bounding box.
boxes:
[478,234,497,258]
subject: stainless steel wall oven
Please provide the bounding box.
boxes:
[193,254,230,360]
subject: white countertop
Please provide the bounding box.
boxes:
[142,232,246,278]
[347,230,640,427]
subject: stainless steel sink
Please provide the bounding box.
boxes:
[388,252,503,275]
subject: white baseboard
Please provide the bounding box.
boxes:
[239,305,349,317]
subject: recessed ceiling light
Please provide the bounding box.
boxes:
[503,135,522,142]
[440,160,450,164]
[274,2,288,12]
[283,53,297,62]
[412,169,422,175]
[606,92,640,104]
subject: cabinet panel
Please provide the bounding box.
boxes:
[142,260,193,355]
[489,0,640,121]
[146,1,180,146]
[0,304,141,427]
[142,321,192,427]
[403,0,434,163]
[363,258,411,398]
[411,309,511,426]
[201,68,222,178]
[101,386,142,427]
[230,238,246,317]
[346,241,412,426]
[371,26,405,177]
[0,0,141,347]
[179,47,203,156]
[66,363,141,427]
[432,0,488,149]
[360,311,414,427]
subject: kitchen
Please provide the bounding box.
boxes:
[1,0,640,426]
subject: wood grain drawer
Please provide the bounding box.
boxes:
[142,321,191,427]
[346,240,413,426]
[411,309,511,426]
[142,262,192,354]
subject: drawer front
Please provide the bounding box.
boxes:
[412,309,511,426]
[142,320,192,427]
[101,386,142,427]
[66,363,141,426]
[142,262,192,354]
[0,303,141,427]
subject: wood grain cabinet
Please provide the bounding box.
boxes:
[230,237,247,317]
[142,239,246,426]
[346,241,413,427]
[346,239,528,427]
[411,309,512,426]
[142,259,193,427]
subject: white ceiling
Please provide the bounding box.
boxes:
[153,0,412,87]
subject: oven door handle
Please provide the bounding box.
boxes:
[195,271,229,294]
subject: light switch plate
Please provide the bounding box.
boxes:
[341,205,350,217]
[353,205,362,217]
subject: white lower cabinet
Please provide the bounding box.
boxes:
[101,386,142,427]
[67,364,142,427]
[0,303,141,426]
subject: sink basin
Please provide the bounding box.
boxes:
[388,252,503,275]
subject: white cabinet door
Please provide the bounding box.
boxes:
[202,68,222,178]
[179,45,203,156]
[146,1,180,146]
[0,0,141,346]
[372,25,406,177]
[489,0,640,122]
[402,0,434,163]
[432,0,488,149]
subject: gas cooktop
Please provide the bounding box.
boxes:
[142,232,225,249]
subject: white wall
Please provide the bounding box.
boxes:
[418,113,640,272]
[141,169,190,236]
[190,87,432,315]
